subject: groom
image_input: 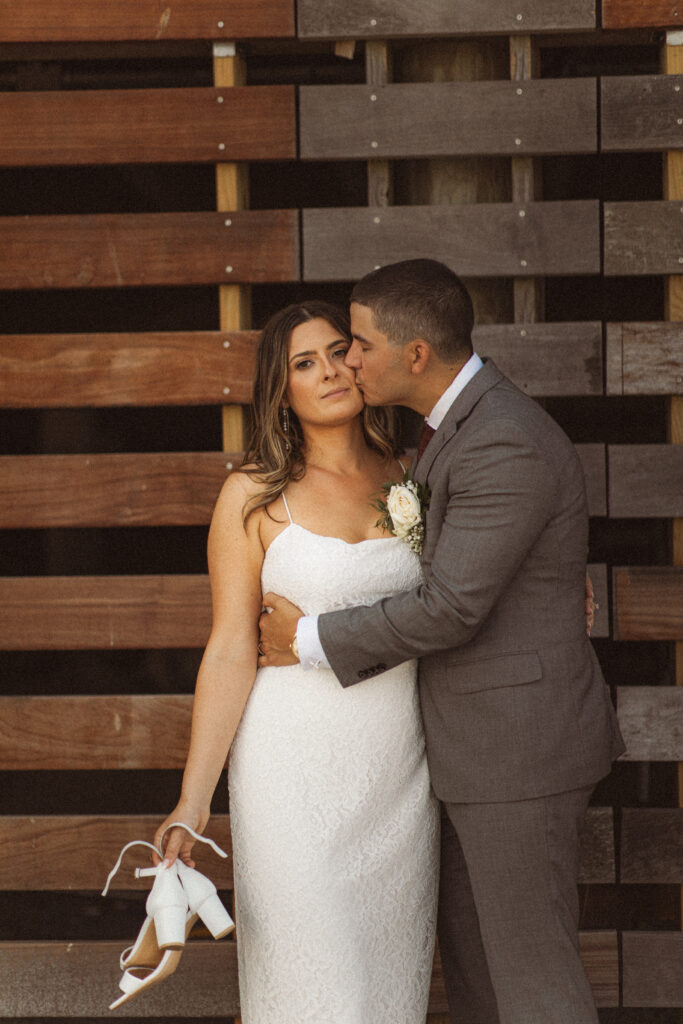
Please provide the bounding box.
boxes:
[259,259,624,1023]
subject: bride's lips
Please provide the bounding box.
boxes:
[322,386,351,399]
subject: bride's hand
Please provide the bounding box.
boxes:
[153,803,210,868]
[259,592,303,666]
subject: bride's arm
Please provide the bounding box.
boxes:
[154,473,265,866]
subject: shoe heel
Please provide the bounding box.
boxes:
[197,894,234,939]
[153,904,187,950]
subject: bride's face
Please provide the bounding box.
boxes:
[285,317,364,427]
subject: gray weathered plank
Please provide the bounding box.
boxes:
[606,322,683,396]
[303,203,601,281]
[473,322,603,396]
[622,932,683,1007]
[602,75,683,152]
[298,0,596,39]
[300,80,596,160]
[0,210,299,290]
[604,201,683,276]
[613,567,683,641]
[579,807,616,884]
[0,331,258,408]
[578,446,607,519]
[617,686,683,762]
[608,445,683,518]
[621,809,683,884]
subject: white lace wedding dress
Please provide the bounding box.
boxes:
[228,495,439,1023]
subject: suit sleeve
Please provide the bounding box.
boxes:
[319,417,561,687]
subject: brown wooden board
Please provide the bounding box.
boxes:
[0,815,233,890]
[579,807,616,884]
[300,80,597,160]
[0,576,211,650]
[608,445,683,518]
[617,686,683,762]
[473,322,603,396]
[0,0,295,42]
[621,809,683,883]
[602,75,683,152]
[622,932,683,1007]
[0,86,295,167]
[606,322,683,396]
[613,566,683,641]
[577,446,607,519]
[0,933,617,1017]
[602,1,683,29]
[303,203,601,281]
[0,453,236,528]
[0,331,259,408]
[0,695,193,769]
[604,201,683,276]
[0,210,299,290]
[298,0,595,39]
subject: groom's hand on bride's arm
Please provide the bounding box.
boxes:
[258,593,303,666]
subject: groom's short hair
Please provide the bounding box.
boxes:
[351,259,474,363]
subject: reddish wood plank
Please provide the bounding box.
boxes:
[0,695,193,769]
[0,86,295,166]
[621,808,683,883]
[0,331,258,408]
[606,322,683,396]
[0,576,211,650]
[0,210,299,290]
[298,0,595,39]
[602,75,683,152]
[613,567,683,641]
[602,1,683,29]
[0,816,233,890]
[623,932,683,1007]
[473,322,603,396]
[0,0,295,42]
[0,453,237,528]
[303,202,601,281]
[604,201,683,276]
[300,80,596,160]
[609,445,683,517]
[617,686,683,762]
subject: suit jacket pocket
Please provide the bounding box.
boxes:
[441,650,543,695]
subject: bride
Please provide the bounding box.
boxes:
[154,300,439,1022]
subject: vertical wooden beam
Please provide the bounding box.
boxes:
[662,30,683,938]
[510,35,545,324]
[366,41,393,208]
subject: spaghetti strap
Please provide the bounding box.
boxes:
[398,459,407,474]
[281,492,294,525]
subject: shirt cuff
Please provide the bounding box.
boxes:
[296,615,330,670]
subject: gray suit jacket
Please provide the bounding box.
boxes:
[319,359,625,803]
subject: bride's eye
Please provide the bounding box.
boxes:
[294,358,313,370]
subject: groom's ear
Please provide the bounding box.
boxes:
[407,339,431,375]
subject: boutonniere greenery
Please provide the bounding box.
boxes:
[374,470,431,554]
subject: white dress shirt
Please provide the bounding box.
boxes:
[296,353,484,670]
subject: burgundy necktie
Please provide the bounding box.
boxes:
[416,423,436,462]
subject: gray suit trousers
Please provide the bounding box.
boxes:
[438,787,598,1024]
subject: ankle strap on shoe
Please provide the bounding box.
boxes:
[102,823,227,897]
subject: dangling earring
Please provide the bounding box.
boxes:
[282,407,291,451]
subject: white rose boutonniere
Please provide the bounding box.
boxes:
[374,470,431,554]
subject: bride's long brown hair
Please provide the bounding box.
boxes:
[240,300,398,521]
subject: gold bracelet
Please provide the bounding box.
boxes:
[289,633,299,660]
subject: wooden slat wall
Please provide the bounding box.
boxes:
[604,201,683,276]
[606,322,683,395]
[602,1,683,30]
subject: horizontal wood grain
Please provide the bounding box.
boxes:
[604,201,683,276]
[602,0,683,29]
[0,932,618,1016]
[300,79,596,160]
[621,809,683,883]
[0,331,258,408]
[608,445,683,518]
[617,686,683,762]
[0,815,233,890]
[298,0,595,39]
[622,932,683,1007]
[0,86,295,166]
[0,0,295,41]
[613,567,683,641]
[0,210,299,289]
[473,322,603,396]
[0,576,211,650]
[303,202,600,281]
[606,322,683,395]
[0,453,236,527]
[601,75,683,152]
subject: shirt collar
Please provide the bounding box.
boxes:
[425,353,484,431]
